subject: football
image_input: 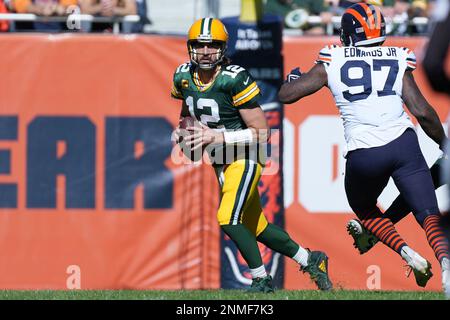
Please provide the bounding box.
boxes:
[178,116,203,162]
[178,116,196,143]
[179,116,196,131]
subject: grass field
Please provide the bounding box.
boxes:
[0,289,446,300]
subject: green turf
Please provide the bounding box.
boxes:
[0,289,445,300]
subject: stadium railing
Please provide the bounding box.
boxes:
[0,13,429,35]
[321,15,425,34]
[0,13,140,33]
[284,15,429,36]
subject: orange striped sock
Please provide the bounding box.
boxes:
[361,216,407,255]
[423,215,450,263]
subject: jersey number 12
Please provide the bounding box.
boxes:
[186,96,225,130]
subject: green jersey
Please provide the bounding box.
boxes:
[171,62,263,165]
[171,62,261,131]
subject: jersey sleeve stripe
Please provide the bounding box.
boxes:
[171,85,181,95]
[234,86,260,106]
[232,81,257,101]
[318,57,332,62]
[171,92,183,99]
[171,86,183,99]
[319,52,331,57]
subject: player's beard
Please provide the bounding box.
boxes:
[191,49,222,70]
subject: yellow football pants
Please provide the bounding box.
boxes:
[214,159,268,236]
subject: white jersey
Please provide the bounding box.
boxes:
[316,45,417,155]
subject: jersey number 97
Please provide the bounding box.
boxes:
[340,59,399,102]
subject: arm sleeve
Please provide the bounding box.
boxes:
[230,69,261,109]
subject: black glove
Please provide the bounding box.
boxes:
[285,67,302,83]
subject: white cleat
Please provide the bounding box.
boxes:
[346,219,379,255]
[443,269,450,299]
[441,258,450,299]
[403,250,433,288]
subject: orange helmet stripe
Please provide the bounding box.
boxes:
[369,4,382,36]
[347,8,371,36]
[359,3,375,30]
[347,5,381,39]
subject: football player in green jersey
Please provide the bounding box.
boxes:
[171,17,332,292]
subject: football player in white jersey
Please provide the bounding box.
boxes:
[278,2,450,292]
[346,0,450,297]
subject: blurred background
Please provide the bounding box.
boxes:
[0,0,439,34]
[0,0,448,293]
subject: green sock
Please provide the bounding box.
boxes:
[257,223,300,258]
[221,224,263,269]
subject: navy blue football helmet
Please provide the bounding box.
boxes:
[340,3,386,47]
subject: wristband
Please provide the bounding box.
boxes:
[223,129,253,144]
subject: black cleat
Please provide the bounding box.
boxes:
[301,250,333,291]
[247,275,275,293]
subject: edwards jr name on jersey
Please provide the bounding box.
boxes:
[316,45,417,155]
